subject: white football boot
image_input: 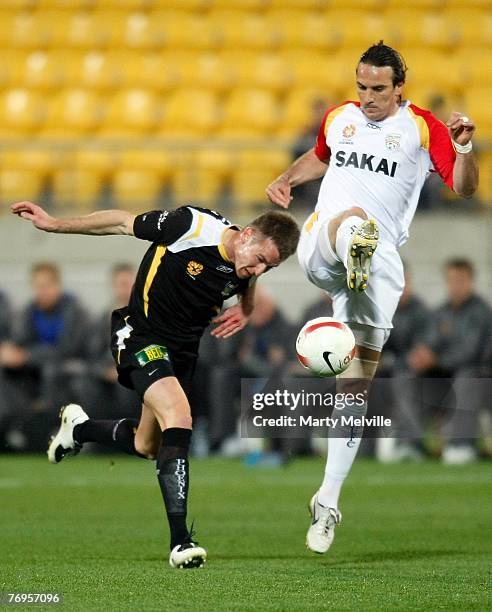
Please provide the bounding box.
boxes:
[47,404,89,464]
[347,219,379,292]
[169,542,207,569]
[306,493,342,554]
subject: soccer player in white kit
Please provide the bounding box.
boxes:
[266,42,479,554]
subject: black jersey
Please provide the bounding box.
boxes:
[128,206,249,346]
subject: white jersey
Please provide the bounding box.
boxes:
[314,100,456,246]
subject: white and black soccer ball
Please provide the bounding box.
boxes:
[296,317,356,377]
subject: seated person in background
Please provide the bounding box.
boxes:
[0,290,14,449]
[83,264,140,423]
[398,258,492,463]
[0,263,89,448]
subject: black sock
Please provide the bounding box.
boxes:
[73,418,145,458]
[156,427,192,549]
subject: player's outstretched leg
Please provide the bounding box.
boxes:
[48,405,146,463]
[306,493,342,554]
[47,404,89,464]
[156,428,207,569]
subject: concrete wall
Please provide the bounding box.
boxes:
[1,212,491,324]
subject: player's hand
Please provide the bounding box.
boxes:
[0,342,29,368]
[446,112,475,146]
[407,344,437,373]
[266,175,293,209]
[11,201,58,232]
[211,304,250,339]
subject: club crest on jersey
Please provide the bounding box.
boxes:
[385,133,401,150]
[343,124,356,138]
[186,260,204,279]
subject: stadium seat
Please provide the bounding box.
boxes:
[210,0,268,8]
[8,51,62,90]
[0,89,46,137]
[278,88,330,138]
[267,10,337,49]
[268,0,328,8]
[399,49,462,94]
[323,11,387,49]
[153,0,208,7]
[41,89,104,138]
[100,89,162,136]
[219,89,279,137]
[172,52,233,92]
[281,50,351,95]
[223,51,292,92]
[0,10,50,49]
[231,149,291,212]
[96,11,163,50]
[476,151,492,204]
[49,11,105,49]
[119,52,179,92]
[158,89,220,138]
[443,9,492,48]
[455,49,492,87]
[112,169,166,212]
[384,10,452,49]
[386,0,445,7]
[61,51,120,90]
[37,0,93,7]
[152,11,218,50]
[209,10,276,49]
[0,148,53,205]
[463,88,492,139]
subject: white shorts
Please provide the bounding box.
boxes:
[297,212,404,331]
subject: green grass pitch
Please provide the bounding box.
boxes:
[2,455,491,611]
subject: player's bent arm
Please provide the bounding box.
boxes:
[453,152,479,199]
[266,148,328,208]
[11,201,135,236]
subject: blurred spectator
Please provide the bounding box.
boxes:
[291,98,329,210]
[397,259,492,462]
[0,263,89,449]
[82,264,140,424]
[301,291,334,322]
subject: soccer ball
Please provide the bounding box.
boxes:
[296,317,356,377]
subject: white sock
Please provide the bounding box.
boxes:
[335,216,364,268]
[317,435,363,509]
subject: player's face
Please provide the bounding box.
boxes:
[356,63,404,122]
[32,270,62,311]
[446,267,474,305]
[112,269,135,307]
[234,229,281,279]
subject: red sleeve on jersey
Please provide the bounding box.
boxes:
[314,101,358,164]
[314,108,333,163]
[410,104,456,190]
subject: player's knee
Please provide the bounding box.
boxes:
[344,206,367,220]
[134,437,159,460]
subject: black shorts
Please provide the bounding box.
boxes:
[110,308,198,400]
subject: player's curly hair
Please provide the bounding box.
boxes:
[249,210,300,262]
[358,41,407,86]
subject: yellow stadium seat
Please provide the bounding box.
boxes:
[280,50,351,96]
[94,11,162,50]
[439,0,492,7]
[171,52,233,92]
[0,169,45,205]
[443,9,492,48]
[153,0,208,7]
[322,10,387,49]
[0,10,50,49]
[112,169,166,212]
[477,151,492,204]
[158,89,220,138]
[0,89,46,137]
[100,89,162,136]
[399,49,462,94]
[278,88,331,138]
[3,1,37,8]
[268,0,328,8]
[231,149,291,211]
[455,49,492,87]
[209,10,276,49]
[463,88,492,139]
[153,11,218,50]
[8,51,62,90]
[210,0,268,8]
[37,1,93,7]
[386,0,445,7]
[0,148,52,205]
[41,89,104,138]
[267,9,337,49]
[384,10,452,49]
[119,52,179,92]
[220,89,279,137]
[49,11,105,49]
[222,51,292,92]
[61,51,120,90]
[92,1,155,8]
[329,0,387,7]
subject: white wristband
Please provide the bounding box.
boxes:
[453,140,473,154]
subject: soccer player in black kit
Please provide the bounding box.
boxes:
[12,200,300,569]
